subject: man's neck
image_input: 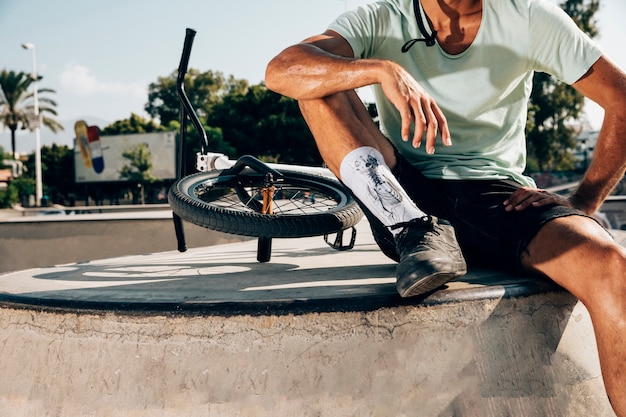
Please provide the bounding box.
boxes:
[421,0,483,55]
[422,0,482,16]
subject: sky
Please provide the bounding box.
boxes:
[1,0,625,154]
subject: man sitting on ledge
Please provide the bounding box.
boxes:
[265,0,626,414]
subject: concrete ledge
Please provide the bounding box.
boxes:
[0,211,248,273]
[0,292,612,416]
[0,220,619,416]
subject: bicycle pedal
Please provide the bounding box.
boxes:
[324,227,357,251]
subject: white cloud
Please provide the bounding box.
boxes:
[59,63,146,98]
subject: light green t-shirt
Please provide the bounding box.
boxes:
[328,0,603,186]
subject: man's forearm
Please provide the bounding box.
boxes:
[571,113,626,214]
[265,43,382,100]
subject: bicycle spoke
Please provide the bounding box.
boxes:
[194,182,340,215]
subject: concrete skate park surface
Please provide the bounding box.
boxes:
[0,214,620,416]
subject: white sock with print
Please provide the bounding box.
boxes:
[339,146,426,234]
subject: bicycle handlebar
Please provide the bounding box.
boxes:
[178,28,196,75]
[177,28,209,154]
[172,28,204,254]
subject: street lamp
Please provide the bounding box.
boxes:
[21,42,43,207]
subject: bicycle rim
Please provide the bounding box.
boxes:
[169,169,363,238]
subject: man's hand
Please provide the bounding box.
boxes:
[503,187,574,212]
[379,61,451,154]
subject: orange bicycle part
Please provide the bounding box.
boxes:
[261,186,276,215]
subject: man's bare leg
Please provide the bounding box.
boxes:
[522,216,626,416]
[298,90,396,175]
[299,90,428,228]
[299,90,466,297]
[299,91,424,224]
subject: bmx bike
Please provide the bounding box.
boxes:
[168,28,364,262]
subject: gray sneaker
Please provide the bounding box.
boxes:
[393,216,467,298]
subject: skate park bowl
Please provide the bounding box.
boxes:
[0,212,620,417]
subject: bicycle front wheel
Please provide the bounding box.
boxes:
[169,169,363,238]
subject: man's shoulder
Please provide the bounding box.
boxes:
[347,0,412,21]
[502,0,563,17]
[328,0,411,43]
[485,0,557,16]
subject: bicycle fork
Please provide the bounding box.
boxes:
[261,174,276,215]
[257,173,276,262]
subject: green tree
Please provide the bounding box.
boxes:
[101,113,168,136]
[172,120,236,177]
[0,182,19,208]
[17,143,77,206]
[146,69,247,127]
[40,144,76,205]
[207,85,321,165]
[146,68,319,165]
[146,69,261,170]
[0,176,34,208]
[0,144,25,207]
[0,69,63,159]
[0,145,11,161]
[119,143,156,204]
[526,0,599,172]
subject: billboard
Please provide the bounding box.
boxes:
[74,127,176,183]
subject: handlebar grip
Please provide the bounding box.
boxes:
[178,28,197,76]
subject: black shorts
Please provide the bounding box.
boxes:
[365,153,595,271]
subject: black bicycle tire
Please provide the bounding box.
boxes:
[169,169,363,238]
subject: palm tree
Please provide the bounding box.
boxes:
[0,69,63,159]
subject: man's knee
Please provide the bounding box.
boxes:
[298,91,353,117]
[523,215,613,258]
[522,215,626,301]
